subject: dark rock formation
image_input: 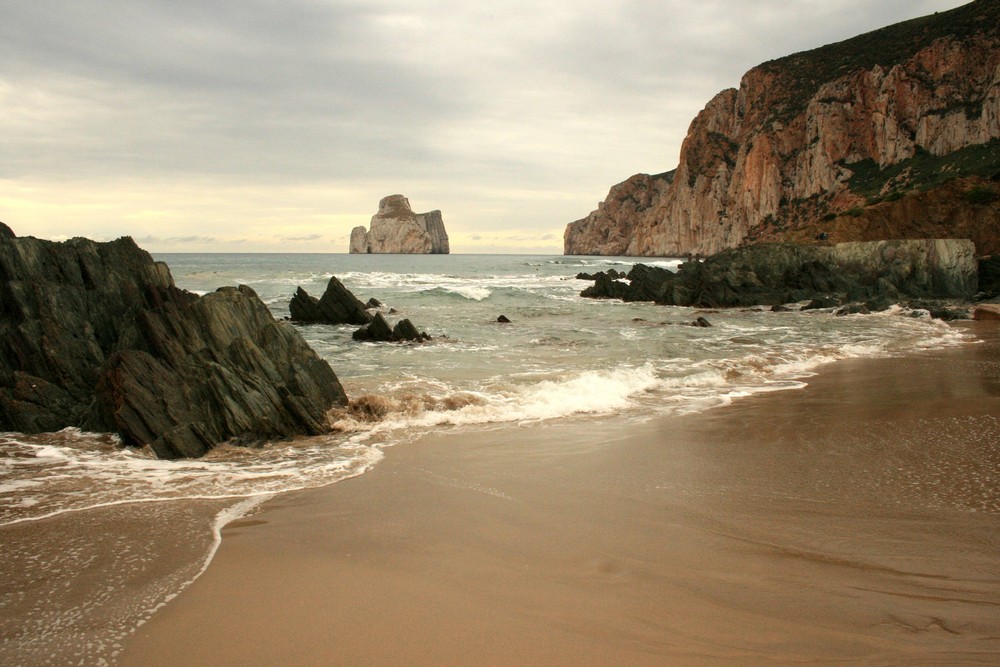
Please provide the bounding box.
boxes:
[580,239,977,309]
[352,312,430,343]
[0,229,347,458]
[979,255,1000,298]
[289,277,373,325]
[497,315,511,323]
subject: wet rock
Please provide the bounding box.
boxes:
[366,297,383,308]
[497,315,512,323]
[353,312,430,343]
[0,230,347,459]
[580,240,978,309]
[290,276,373,325]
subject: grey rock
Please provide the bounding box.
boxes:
[0,230,348,459]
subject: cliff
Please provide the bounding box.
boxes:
[350,195,450,254]
[565,0,1000,257]
[0,225,348,458]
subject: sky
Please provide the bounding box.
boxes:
[0,0,970,254]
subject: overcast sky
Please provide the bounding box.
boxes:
[1,0,969,253]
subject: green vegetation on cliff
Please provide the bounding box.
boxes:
[846,138,1000,203]
[760,0,1000,122]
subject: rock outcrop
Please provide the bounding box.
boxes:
[289,277,373,325]
[580,239,978,309]
[0,227,347,458]
[350,195,450,254]
[566,1,1000,257]
[352,312,431,343]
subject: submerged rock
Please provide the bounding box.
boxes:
[0,228,347,458]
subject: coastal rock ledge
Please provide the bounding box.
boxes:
[0,224,348,459]
[350,195,450,254]
[580,239,978,309]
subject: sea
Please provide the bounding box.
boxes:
[0,252,974,665]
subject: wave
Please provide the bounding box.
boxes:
[0,429,381,526]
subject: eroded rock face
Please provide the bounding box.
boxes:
[0,228,347,458]
[350,195,450,254]
[565,1,1000,257]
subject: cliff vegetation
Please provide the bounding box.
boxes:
[565,0,1000,257]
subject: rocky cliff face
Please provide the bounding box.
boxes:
[350,195,450,254]
[566,0,1000,257]
[0,225,347,458]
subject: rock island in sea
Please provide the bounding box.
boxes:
[350,194,450,254]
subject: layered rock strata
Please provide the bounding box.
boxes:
[0,225,347,458]
[565,1,1000,257]
[350,195,450,254]
[580,239,978,309]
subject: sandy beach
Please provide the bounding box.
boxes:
[120,322,1000,665]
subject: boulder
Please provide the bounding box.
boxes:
[0,230,348,458]
[290,277,373,325]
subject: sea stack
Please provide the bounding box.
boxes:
[350,195,450,254]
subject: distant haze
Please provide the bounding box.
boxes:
[0,0,968,253]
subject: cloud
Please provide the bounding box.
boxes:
[0,0,969,251]
[279,233,325,242]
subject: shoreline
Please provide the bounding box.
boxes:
[118,321,1000,665]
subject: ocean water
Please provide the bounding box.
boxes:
[0,253,974,664]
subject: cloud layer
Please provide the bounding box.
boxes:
[1,0,967,252]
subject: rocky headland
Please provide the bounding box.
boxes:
[0,224,347,458]
[350,195,450,254]
[565,0,1000,257]
[578,239,980,315]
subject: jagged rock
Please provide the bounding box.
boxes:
[691,317,712,327]
[366,297,383,308]
[352,312,430,343]
[497,315,511,323]
[580,240,977,308]
[350,195,450,254]
[565,2,1000,257]
[580,272,631,301]
[0,230,347,459]
[290,277,373,325]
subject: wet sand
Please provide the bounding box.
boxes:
[121,323,1000,665]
